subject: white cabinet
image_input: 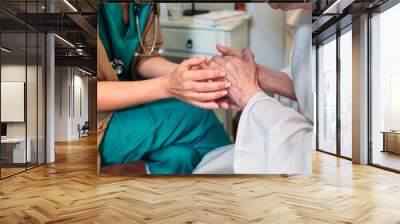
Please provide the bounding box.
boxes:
[160,16,249,58]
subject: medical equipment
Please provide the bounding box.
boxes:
[134,3,159,57]
[112,59,125,76]
[111,3,159,76]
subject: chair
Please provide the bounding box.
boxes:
[78,121,90,138]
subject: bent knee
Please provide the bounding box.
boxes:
[166,145,201,165]
[146,144,202,174]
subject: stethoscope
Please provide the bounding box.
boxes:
[112,3,159,76]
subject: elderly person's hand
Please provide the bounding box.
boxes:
[212,48,261,110]
[269,3,312,11]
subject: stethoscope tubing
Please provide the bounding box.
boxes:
[113,3,159,76]
[134,3,158,57]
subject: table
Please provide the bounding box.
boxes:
[1,138,32,164]
[381,131,400,154]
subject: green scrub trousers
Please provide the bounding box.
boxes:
[98,3,231,174]
[100,99,231,174]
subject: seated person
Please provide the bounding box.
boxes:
[194,46,313,174]
[194,4,313,174]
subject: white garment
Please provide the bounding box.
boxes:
[234,92,313,174]
[194,92,313,174]
[233,10,314,174]
[290,10,313,123]
[194,10,314,174]
[193,145,234,174]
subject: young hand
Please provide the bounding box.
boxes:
[191,56,241,110]
[162,57,231,109]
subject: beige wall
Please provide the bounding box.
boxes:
[54,66,91,141]
[1,64,46,163]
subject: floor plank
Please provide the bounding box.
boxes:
[1,136,400,223]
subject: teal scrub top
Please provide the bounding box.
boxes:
[98,3,151,80]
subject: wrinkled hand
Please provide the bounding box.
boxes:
[216,44,243,59]
[162,57,231,109]
[212,48,261,110]
[191,58,220,71]
[269,3,312,11]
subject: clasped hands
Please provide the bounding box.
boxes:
[162,44,261,110]
[210,45,261,110]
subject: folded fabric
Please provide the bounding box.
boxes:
[234,91,313,174]
[193,144,234,174]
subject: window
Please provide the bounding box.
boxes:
[316,26,353,159]
[318,37,337,154]
[340,29,352,158]
[371,2,400,171]
[0,1,47,179]
[390,74,400,130]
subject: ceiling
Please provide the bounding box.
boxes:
[0,0,395,71]
[0,0,99,72]
[312,0,392,44]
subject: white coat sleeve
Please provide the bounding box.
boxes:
[234,91,313,174]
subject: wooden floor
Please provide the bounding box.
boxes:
[1,136,400,224]
[373,150,400,171]
[1,167,26,178]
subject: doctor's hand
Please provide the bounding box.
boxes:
[162,57,230,109]
[212,48,261,110]
[189,57,241,110]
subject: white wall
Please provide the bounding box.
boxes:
[1,65,39,137]
[246,4,286,69]
[72,73,89,138]
[1,82,24,122]
[54,67,89,141]
[54,66,68,141]
[191,3,235,11]
[1,65,26,139]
